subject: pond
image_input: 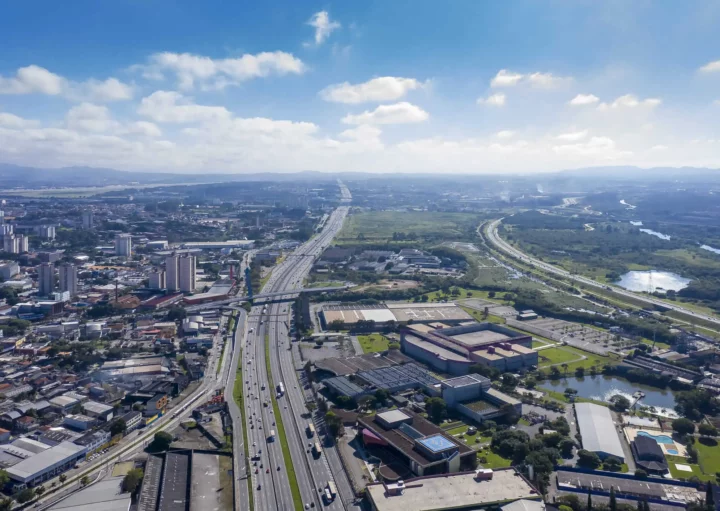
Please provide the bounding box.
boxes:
[541,375,678,410]
[616,270,691,292]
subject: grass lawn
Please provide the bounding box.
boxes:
[538,346,618,373]
[538,347,583,367]
[459,306,505,325]
[357,334,390,353]
[667,455,708,481]
[476,448,512,469]
[539,388,609,407]
[532,340,551,348]
[338,211,481,241]
[696,439,720,476]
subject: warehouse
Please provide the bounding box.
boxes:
[6,440,86,487]
[574,403,625,460]
[320,302,473,329]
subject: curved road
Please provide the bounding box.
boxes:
[485,218,720,327]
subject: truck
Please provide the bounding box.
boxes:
[276,382,285,397]
[312,442,322,458]
[268,430,275,442]
[327,481,337,500]
[306,422,315,438]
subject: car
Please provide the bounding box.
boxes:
[277,466,281,471]
[266,468,269,473]
[305,505,310,510]
[257,484,262,490]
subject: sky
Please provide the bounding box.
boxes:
[1,0,720,174]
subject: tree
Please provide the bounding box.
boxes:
[0,469,9,487]
[166,307,186,322]
[699,423,718,438]
[152,431,174,451]
[603,456,622,471]
[501,373,518,391]
[560,438,575,457]
[426,397,447,423]
[610,395,631,412]
[374,388,390,406]
[80,475,90,486]
[325,411,343,438]
[122,468,144,493]
[706,483,715,509]
[587,489,592,511]
[672,418,696,436]
[328,319,344,332]
[35,486,46,496]
[609,486,617,511]
[577,449,601,469]
[0,498,13,511]
[635,469,648,479]
[15,488,35,504]
[110,418,127,437]
[59,474,67,483]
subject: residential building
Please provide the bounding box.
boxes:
[81,211,94,229]
[35,225,56,240]
[165,254,179,292]
[0,261,19,280]
[38,262,55,296]
[149,270,166,290]
[178,254,196,293]
[114,234,132,257]
[58,263,78,297]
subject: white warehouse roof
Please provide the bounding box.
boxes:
[6,441,86,483]
[574,403,625,460]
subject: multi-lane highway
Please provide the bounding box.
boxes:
[485,218,720,327]
[235,201,352,510]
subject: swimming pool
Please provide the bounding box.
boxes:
[637,431,674,444]
[667,449,679,455]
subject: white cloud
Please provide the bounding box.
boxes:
[651,144,668,151]
[477,93,506,107]
[568,93,600,106]
[66,103,119,133]
[527,72,572,88]
[552,136,628,159]
[307,11,341,46]
[490,70,524,87]
[137,91,232,123]
[141,51,306,90]
[320,77,425,104]
[80,78,134,102]
[340,124,382,141]
[0,65,65,95]
[714,99,720,106]
[0,112,40,129]
[598,94,661,110]
[123,121,163,138]
[341,102,429,125]
[699,60,720,73]
[556,130,589,142]
[496,130,515,139]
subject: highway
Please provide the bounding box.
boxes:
[235,200,352,510]
[485,218,720,327]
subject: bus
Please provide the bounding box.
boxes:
[312,442,322,457]
[268,430,275,442]
[306,422,315,438]
[276,382,285,396]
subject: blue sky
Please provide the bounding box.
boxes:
[1,0,720,173]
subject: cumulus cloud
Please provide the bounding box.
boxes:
[598,94,661,110]
[552,136,629,159]
[306,11,341,46]
[699,60,720,73]
[477,93,506,106]
[123,121,163,138]
[137,91,232,123]
[496,130,515,139]
[320,77,425,104]
[66,103,119,133]
[341,102,429,125]
[79,78,134,102]
[0,112,40,129]
[555,130,588,142]
[0,65,65,95]
[139,51,306,91]
[490,70,524,87]
[568,93,600,106]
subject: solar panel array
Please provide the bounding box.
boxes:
[357,363,440,391]
[324,376,366,398]
[398,422,424,440]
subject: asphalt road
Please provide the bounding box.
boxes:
[486,218,720,327]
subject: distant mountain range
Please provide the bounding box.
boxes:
[0,162,718,189]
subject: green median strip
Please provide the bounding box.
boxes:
[265,334,303,511]
[232,326,254,511]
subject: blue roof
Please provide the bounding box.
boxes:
[417,434,455,453]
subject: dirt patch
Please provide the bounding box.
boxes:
[353,279,420,292]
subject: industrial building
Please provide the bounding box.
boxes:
[365,468,541,511]
[574,403,625,460]
[358,409,476,480]
[440,374,522,423]
[5,440,86,487]
[320,302,473,329]
[401,322,537,375]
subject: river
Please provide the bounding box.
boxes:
[616,270,690,292]
[541,375,678,411]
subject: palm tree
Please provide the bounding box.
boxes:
[561,363,569,375]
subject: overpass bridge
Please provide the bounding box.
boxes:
[185,285,350,312]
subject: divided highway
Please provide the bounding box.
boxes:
[485,218,720,327]
[237,204,352,510]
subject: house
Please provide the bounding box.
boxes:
[631,435,669,474]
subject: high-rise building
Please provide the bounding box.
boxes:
[82,211,94,229]
[178,255,196,293]
[165,254,179,292]
[38,262,55,296]
[35,225,56,240]
[149,270,166,290]
[115,234,132,257]
[17,234,29,253]
[58,263,78,297]
[3,234,18,254]
[0,261,19,280]
[0,224,13,236]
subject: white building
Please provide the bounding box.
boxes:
[5,440,86,487]
[0,261,19,280]
[178,255,196,293]
[2,234,27,254]
[38,262,55,296]
[114,234,132,257]
[58,263,78,297]
[165,254,179,292]
[149,270,166,290]
[35,225,56,240]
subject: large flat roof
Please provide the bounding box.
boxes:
[367,469,540,511]
[451,330,514,348]
[404,334,469,362]
[7,441,85,482]
[48,476,130,511]
[575,403,625,459]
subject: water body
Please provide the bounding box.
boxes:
[629,221,643,226]
[617,270,691,292]
[542,375,678,410]
[701,244,720,255]
[620,199,637,209]
[639,228,671,240]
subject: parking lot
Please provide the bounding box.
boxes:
[508,317,634,354]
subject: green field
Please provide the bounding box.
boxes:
[476,448,512,469]
[459,306,505,325]
[538,346,616,372]
[338,211,481,241]
[538,347,583,367]
[696,439,720,476]
[357,334,390,353]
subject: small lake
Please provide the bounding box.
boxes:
[639,228,671,240]
[701,244,720,255]
[541,375,678,411]
[616,270,691,292]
